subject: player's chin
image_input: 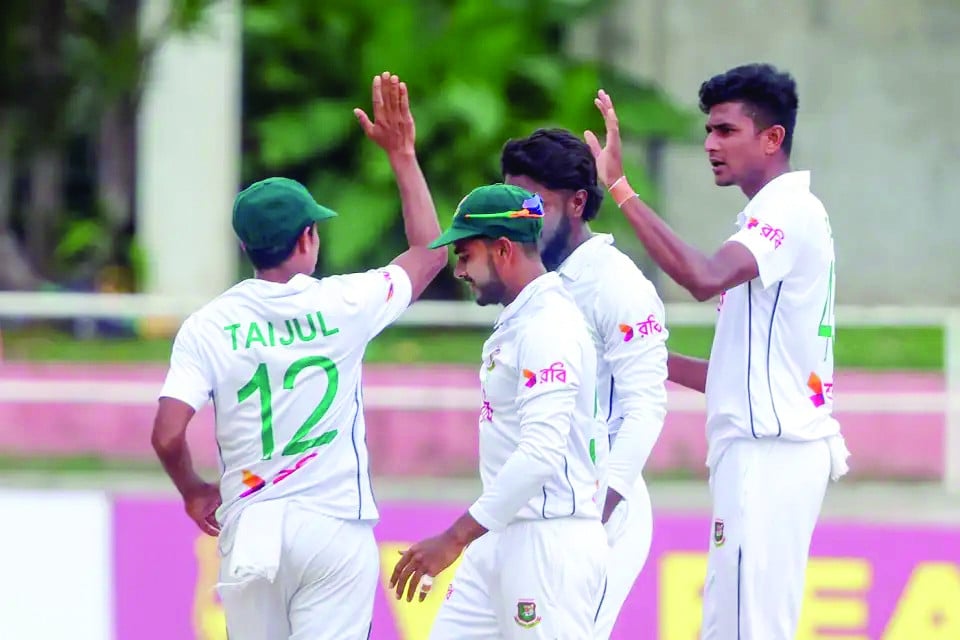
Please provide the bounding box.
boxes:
[712,171,736,187]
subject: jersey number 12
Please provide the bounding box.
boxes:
[237,356,340,460]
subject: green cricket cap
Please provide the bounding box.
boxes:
[428,183,544,249]
[232,177,337,251]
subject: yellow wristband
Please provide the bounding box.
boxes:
[608,176,637,207]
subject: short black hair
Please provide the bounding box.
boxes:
[245,223,314,270]
[698,63,799,155]
[479,237,540,257]
[500,128,604,221]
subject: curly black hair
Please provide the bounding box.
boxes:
[500,128,604,221]
[699,63,799,155]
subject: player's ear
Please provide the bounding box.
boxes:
[570,189,589,220]
[297,224,316,252]
[764,125,786,155]
[491,237,512,262]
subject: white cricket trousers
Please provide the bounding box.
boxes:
[430,517,608,639]
[217,499,379,640]
[701,438,831,640]
[593,473,654,639]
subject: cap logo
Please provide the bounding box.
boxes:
[463,193,545,220]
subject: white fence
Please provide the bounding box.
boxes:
[1,292,958,492]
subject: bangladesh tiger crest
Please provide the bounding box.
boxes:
[714,519,725,546]
[514,599,541,628]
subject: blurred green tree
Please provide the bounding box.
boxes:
[242,0,699,298]
[0,0,215,288]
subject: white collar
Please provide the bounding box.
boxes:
[736,170,811,227]
[556,233,615,279]
[495,272,563,328]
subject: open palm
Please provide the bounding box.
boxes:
[584,89,625,189]
[355,71,416,157]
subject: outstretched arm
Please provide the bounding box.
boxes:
[356,72,446,301]
[584,90,759,302]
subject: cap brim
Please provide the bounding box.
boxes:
[428,226,480,249]
[310,202,338,221]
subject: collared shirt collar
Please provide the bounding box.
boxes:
[736,170,811,227]
[495,271,563,328]
[556,233,615,280]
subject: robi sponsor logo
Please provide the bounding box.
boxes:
[382,270,395,301]
[745,216,785,248]
[522,362,567,388]
[619,314,663,342]
[479,389,493,421]
[807,372,834,407]
[238,451,319,499]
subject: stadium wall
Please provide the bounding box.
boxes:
[572,0,960,304]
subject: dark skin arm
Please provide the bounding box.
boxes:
[355,72,447,301]
[151,397,221,536]
[668,353,709,393]
[390,511,487,602]
[584,89,759,302]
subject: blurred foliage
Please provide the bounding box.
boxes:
[1,0,700,294]
[0,0,215,151]
[241,0,700,296]
[0,0,216,287]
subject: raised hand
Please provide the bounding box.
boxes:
[584,89,626,189]
[354,71,416,158]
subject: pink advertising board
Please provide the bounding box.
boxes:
[1,363,947,480]
[113,498,960,640]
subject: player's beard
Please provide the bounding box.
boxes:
[471,256,507,306]
[539,212,572,272]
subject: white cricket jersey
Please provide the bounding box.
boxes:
[556,234,668,500]
[159,265,413,531]
[705,171,840,469]
[467,272,608,532]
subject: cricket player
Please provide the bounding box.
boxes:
[390,183,609,639]
[583,63,851,639]
[501,128,668,638]
[150,72,446,640]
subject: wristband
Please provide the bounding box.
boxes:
[608,176,637,207]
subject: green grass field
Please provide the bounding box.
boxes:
[1,324,945,370]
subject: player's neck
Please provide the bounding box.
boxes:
[565,222,593,259]
[741,159,792,200]
[546,222,593,271]
[254,267,307,284]
[500,259,548,306]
